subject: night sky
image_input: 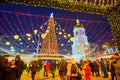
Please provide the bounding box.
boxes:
[0,3,114,54]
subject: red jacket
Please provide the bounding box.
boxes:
[46,63,50,72]
[85,65,91,75]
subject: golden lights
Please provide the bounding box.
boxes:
[14,35,19,39]
[5,41,10,45]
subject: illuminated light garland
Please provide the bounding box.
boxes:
[0,18,13,35]
[15,13,32,50]
[14,35,19,39]
[5,41,10,45]
[21,49,24,52]
[70,37,74,42]
[3,13,16,34]
[68,34,71,37]
[0,1,119,52]
[61,43,64,46]
[58,32,62,35]
[63,42,71,51]
[16,13,36,50]
[33,29,38,35]
[10,13,29,50]
[29,15,38,47]
[22,15,37,49]
[10,46,14,49]
[2,12,30,52]
[91,23,110,43]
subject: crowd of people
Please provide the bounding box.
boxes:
[0,54,25,80]
[0,52,120,80]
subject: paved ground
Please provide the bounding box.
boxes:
[21,70,111,80]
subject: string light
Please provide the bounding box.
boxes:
[0,1,119,53]
[59,32,62,35]
[5,41,10,45]
[33,29,38,35]
[14,35,19,39]
[41,34,46,39]
[70,37,74,42]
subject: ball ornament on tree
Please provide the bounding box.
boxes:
[41,34,46,39]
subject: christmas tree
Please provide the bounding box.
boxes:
[40,13,59,54]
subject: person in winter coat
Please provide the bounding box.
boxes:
[2,53,11,80]
[28,60,39,80]
[45,62,50,77]
[59,58,67,80]
[89,61,94,76]
[66,60,72,80]
[6,59,17,80]
[43,61,47,76]
[101,58,108,78]
[112,53,120,80]
[70,59,79,80]
[50,61,56,78]
[15,55,25,80]
[93,61,100,77]
[0,54,11,80]
[110,59,117,80]
[83,61,91,80]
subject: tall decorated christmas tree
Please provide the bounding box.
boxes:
[40,13,59,54]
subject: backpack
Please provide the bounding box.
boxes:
[71,64,77,74]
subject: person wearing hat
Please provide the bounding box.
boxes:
[15,55,25,80]
[3,53,10,64]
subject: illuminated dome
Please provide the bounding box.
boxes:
[74,19,84,29]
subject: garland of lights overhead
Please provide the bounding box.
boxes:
[1,0,120,52]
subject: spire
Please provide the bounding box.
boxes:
[74,19,84,29]
[76,18,80,24]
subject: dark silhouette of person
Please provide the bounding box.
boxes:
[50,61,56,78]
[28,60,39,80]
[15,55,25,80]
[0,53,11,80]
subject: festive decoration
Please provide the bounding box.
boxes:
[5,41,10,45]
[32,40,34,43]
[61,43,64,46]
[14,35,19,39]
[40,13,59,54]
[0,0,120,53]
[58,32,62,35]
[70,37,74,42]
[33,29,38,35]
[6,0,119,16]
[41,34,46,39]
[10,46,14,49]
[46,30,49,33]
[19,38,21,41]
[27,37,31,40]
[108,12,120,52]
[21,49,24,52]
[26,33,31,37]
[68,34,71,37]
[72,19,89,60]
